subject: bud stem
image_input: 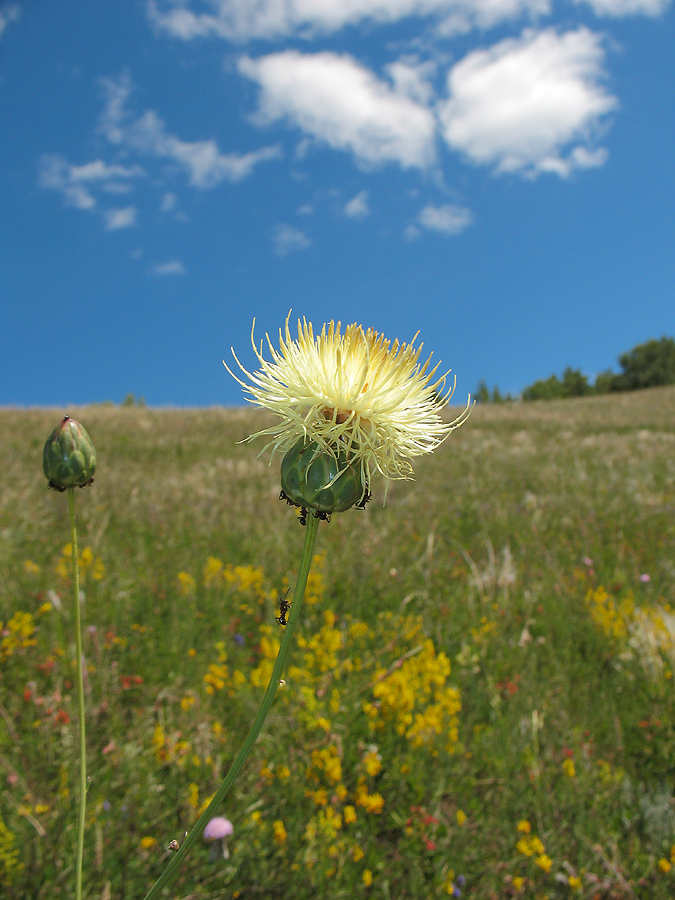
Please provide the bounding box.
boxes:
[69,489,87,900]
[142,511,321,900]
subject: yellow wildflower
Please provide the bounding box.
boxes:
[363,751,382,777]
[311,746,343,784]
[363,869,373,887]
[442,871,456,895]
[56,544,104,580]
[370,637,460,751]
[306,787,328,807]
[188,783,199,809]
[177,572,196,595]
[0,612,37,659]
[517,834,544,858]
[355,779,384,814]
[517,838,534,857]
[314,716,331,732]
[203,556,224,587]
[152,724,165,759]
[535,854,552,873]
[204,662,228,693]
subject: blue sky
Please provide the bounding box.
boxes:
[1,0,673,407]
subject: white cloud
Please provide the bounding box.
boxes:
[0,4,20,40]
[273,223,312,256]
[417,203,472,233]
[148,0,551,41]
[384,59,436,105]
[99,75,281,186]
[38,155,144,209]
[39,161,95,210]
[344,191,370,218]
[68,160,145,182]
[239,51,437,169]
[105,206,138,230]
[569,145,608,168]
[101,181,136,195]
[98,73,134,145]
[437,28,618,177]
[406,202,472,237]
[149,259,187,275]
[160,192,177,211]
[576,0,670,14]
[164,129,282,186]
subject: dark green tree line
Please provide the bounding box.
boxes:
[476,336,675,403]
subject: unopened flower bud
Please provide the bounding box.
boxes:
[280,438,366,515]
[43,416,97,492]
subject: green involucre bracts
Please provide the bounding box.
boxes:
[43,416,96,491]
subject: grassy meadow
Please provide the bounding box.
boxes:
[2,388,675,899]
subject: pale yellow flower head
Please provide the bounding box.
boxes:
[226,315,471,490]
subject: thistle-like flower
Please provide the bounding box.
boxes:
[226,316,471,510]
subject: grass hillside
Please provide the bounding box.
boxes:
[2,387,675,899]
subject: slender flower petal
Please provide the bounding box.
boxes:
[225,315,471,491]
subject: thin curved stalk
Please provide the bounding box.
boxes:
[69,489,87,900]
[142,511,321,900]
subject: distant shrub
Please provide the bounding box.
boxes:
[520,337,675,401]
[522,367,590,401]
[475,380,490,404]
[610,336,675,392]
[122,393,146,407]
[474,380,513,403]
[593,368,615,394]
[561,367,592,397]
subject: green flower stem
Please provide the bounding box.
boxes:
[142,511,321,900]
[69,489,87,900]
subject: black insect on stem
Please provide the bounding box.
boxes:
[275,591,292,627]
[280,489,308,526]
